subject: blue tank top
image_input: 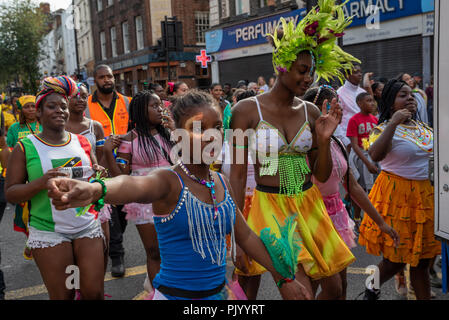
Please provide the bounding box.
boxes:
[152,169,236,293]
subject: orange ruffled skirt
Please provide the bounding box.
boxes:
[358,171,441,267]
[235,184,355,280]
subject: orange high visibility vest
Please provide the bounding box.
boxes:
[86,92,131,136]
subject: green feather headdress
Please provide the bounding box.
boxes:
[268,0,360,84]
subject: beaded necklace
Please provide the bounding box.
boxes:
[179,162,219,219]
[396,119,433,153]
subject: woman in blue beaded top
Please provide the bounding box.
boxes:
[47,90,312,300]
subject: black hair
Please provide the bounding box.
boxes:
[378,79,408,124]
[128,90,173,164]
[167,81,187,96]
[303,86,337,108]
[379,77,388,84]
[356,92,371,105]
[371,82,381,93]
[210,83,222,90]
[235,89,256,102]
[93,64,112,78]
[171,89,218,128]
[148,83,163,91]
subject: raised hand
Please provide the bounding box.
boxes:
[314,97,342,143]
[103,134,123,153]
[47,177,101,210]
[390,108,412,126]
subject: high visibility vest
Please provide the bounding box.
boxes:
[86,93,131,136]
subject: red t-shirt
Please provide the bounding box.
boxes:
[346,112,378,148]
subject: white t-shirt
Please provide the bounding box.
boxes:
[376,122,433,180]
[337,80,367,145]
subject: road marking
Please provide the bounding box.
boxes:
[133,291,150,300]
[5,265,147,300]
[5,264,442,299]
[347,267,373,275]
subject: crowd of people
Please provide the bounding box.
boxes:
[0,0,440,301]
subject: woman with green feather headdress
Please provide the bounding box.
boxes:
[229,0,358,299]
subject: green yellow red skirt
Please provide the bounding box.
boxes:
[235,183,355,280]
[358,171,440,267]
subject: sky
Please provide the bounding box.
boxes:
[38,0,72,11]
[0,0,72,11]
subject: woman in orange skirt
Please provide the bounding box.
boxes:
[359,79,440,300]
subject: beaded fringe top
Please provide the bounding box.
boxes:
[160,185,237,266]
[259,153,311,197]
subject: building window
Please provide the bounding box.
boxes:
[100,31,106,60]
[110,27,117,57]
[221,0,230,18]
[122,21,130,54]
[107,0,113,6]
[235,0,250,15]
[195,12,209,44]
[135,16,144,50]
[97,0,103,12]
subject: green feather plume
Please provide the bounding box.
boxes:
[260,214,302,279]
[268,0,360,84]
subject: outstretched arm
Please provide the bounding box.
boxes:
[48,169,172,210]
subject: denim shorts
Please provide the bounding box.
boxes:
[27,219,104,249]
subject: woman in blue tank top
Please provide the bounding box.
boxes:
[48,90,312,300]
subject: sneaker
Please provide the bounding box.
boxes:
[394,273,407,296]
[111,256,125,277]
[363,288,380,300]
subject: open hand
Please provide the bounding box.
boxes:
[315,98,342,142]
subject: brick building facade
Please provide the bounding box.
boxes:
[90,0,211,96]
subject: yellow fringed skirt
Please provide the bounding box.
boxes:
[358,171,441,267]
[235,184,355,280]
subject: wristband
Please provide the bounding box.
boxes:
[96,139,105,147]
[90,178,107,212]
[116,157,129,165]
[276,276,295,289]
